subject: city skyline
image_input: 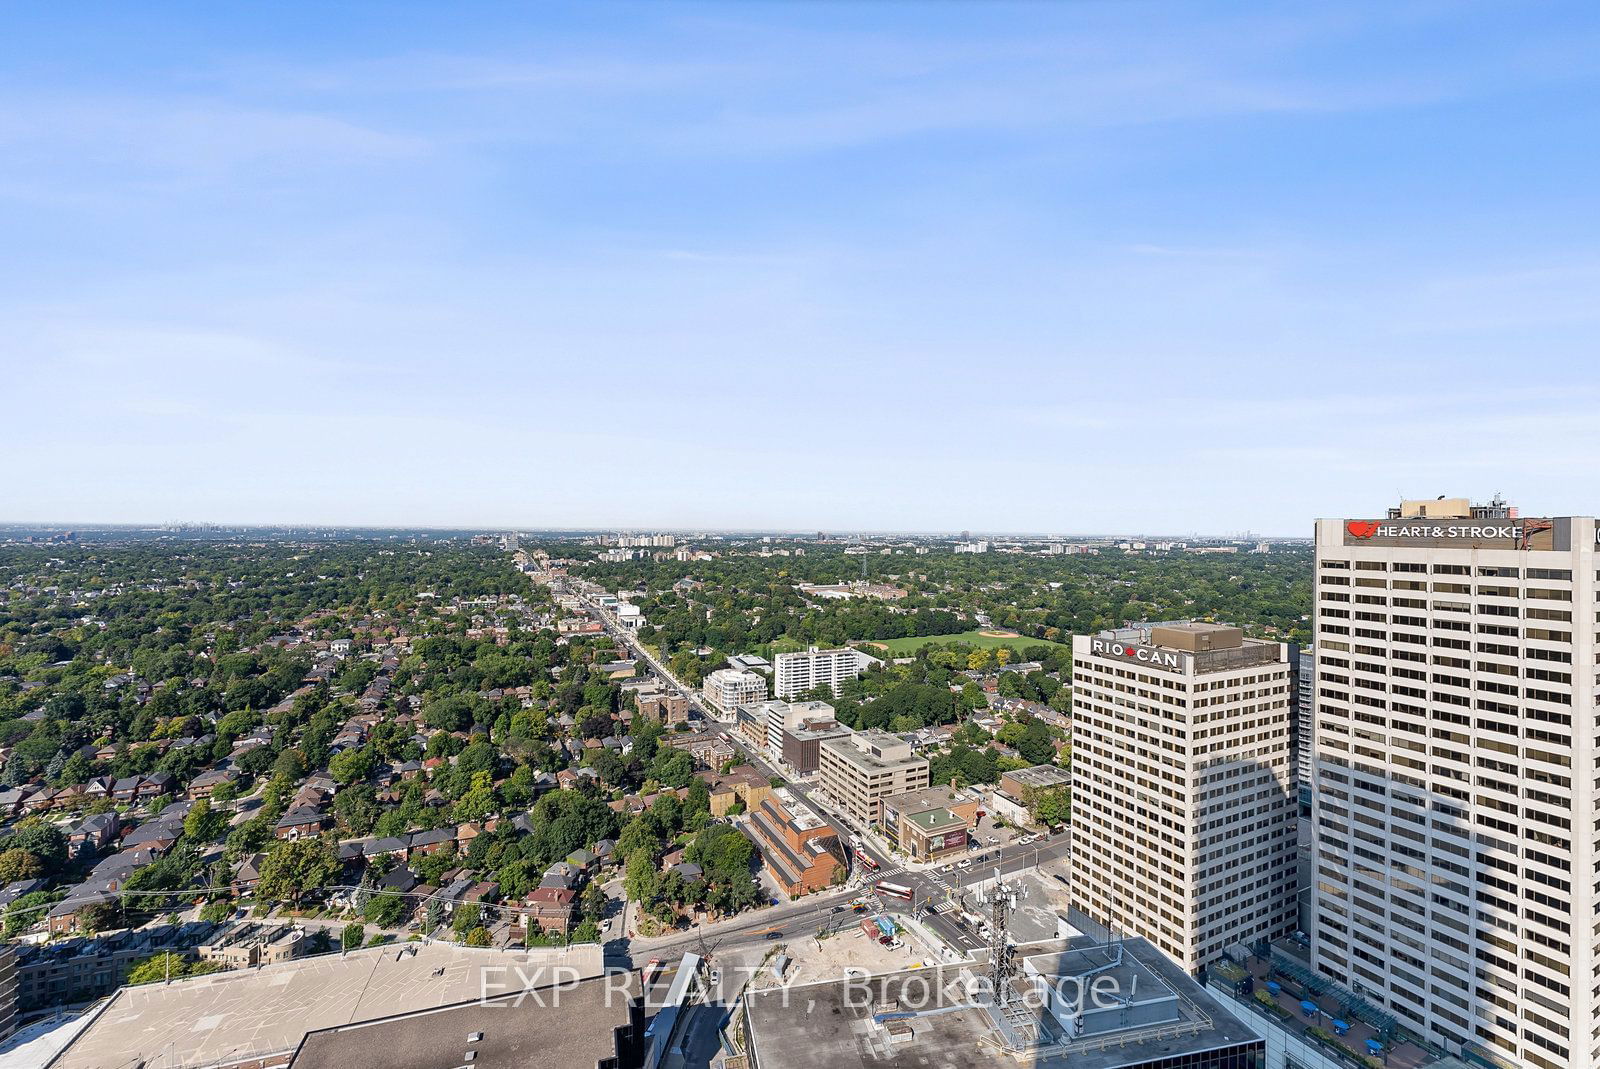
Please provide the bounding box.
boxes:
[9,3,1600,531]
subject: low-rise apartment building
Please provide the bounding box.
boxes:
[636,691,689,725]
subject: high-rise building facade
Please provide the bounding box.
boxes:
[1294,645,1315,799]
[1070,622,1297,973]
[773,647,870,699]
[1310,499,1595,1069]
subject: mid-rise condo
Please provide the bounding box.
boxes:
[773,646,872,699]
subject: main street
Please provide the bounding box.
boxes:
[573,585,1074,963]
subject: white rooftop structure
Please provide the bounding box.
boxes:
[47,942,604,1069]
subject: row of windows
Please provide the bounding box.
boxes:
[1322,559,1577,581]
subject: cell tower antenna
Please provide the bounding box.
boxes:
[987,868,1020,1008]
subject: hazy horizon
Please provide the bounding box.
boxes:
[8,2,1600,532]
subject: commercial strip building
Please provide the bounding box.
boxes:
[980,763,1072,829]
[43,942,612,1069]
[701,667,768,717]
[1070,622,1297,973]
[745,787,846,897]
[772,646,876,699]
[879,785,979,862]
[817,729,930,826]
[1309,500,1598,1069]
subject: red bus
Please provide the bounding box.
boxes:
[876,882,913,901]
[854,849,879,872]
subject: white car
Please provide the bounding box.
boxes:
[708,967,722,986]
[956,858,973,870]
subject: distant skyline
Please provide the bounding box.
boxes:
[8,3,1600,534]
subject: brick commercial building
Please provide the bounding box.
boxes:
[746,788,845,897]
[881,785,979,862]
[818,730,930,827]
[779,714,853,776]
[997,763,1071,806]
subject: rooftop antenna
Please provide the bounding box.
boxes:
[987,867,1021,1008]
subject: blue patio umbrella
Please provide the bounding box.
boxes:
[1300,1000,1317,1016]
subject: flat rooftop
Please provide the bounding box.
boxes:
[743,938,1262,1069]
[821,732,923,772]
[771,786,827,832]
[47,942,605,1069]
[288,973,639,1069]
[906,808,963,832]
[1003,765,1071,790]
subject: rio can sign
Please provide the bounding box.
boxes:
[1089,638,1181,670]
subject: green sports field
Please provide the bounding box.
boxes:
[865,629,1071,656]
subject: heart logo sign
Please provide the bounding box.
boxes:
[1346,521,1380,539]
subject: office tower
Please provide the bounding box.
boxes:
[817,729,930,826]
[772,646,869,699]
[1310,498,1592,1069]
[1070,622,1297,973]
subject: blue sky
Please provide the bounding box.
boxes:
[6,2,1600,535]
